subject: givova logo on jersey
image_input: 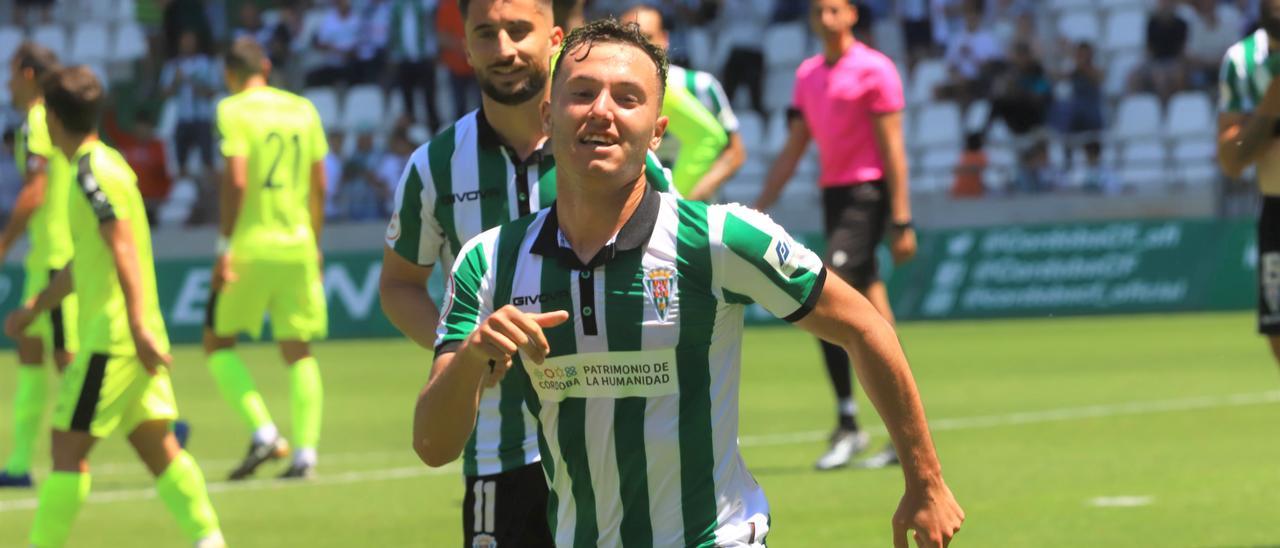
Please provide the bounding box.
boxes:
[644,267,677,322]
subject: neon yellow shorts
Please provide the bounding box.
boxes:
[211,258,327,341]
[20,265,78,354]
[51,352,178,438]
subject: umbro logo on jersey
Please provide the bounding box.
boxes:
[441,188,504,204]
[765,237,800,278]
[512,289,571,307]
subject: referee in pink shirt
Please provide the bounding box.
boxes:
[755,0,915,471]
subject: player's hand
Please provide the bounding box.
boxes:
[893,479,964,548]
[131,327,173,375]
[459,306,570,385]
[212,252,237,290]
[890,227,917,265]
[4,305,36,339]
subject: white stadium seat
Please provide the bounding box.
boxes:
[1102,8,1146,53]
[1112,94,1162,141]
[964,100,990,133]
[765,110,789,155]
[735,111,764,153]
[1104,51,1142,98]
[70,22,110,63]
[0,26,22,60]
[685,28,713,72]
[1164,91,1215,138]
[342,85,386,130]
[116,0,136,21]
[1057,12,1101,44]
[763,23,810,70]
[912,102,963,149]
[1122,141,1167,166]
[32,24,68,60]
[908,59,948,105]
[81,0,117,21]
[1050,0,1093,11]
[112,22,148,62]
[305,87,341,129]
[763,70,795,114]
[1172,136,1217,164]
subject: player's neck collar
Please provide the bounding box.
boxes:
[475,108,547,165]
[531,184,661,270]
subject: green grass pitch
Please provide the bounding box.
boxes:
[0,312,1277,546]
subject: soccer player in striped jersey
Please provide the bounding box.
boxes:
[415,19,963,547]
[0,42,79,489]
[623,4,746,201]
[1218,0,1280,370]
[7,65,224,548]
[205,38,329,480]
[383,0,676,544]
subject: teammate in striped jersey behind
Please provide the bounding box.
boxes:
[415,18,964,547]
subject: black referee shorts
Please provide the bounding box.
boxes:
[821,180,889,290]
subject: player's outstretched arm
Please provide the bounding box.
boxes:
[379,247,439,349]
[754,115,810,211]
[101,219,172,372]
[0,156,49,261]
[795,272,963,548]
[412,306,568,467]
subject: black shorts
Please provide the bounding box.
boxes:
[1258,198,1280,334]
[462,462,554,548]
[822,180,889,290]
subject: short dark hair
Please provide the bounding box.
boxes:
[459,0,553,23]
[13,41,61,81]
[224,36,267,81]
[551,18,668,99]
[42,66,104,135]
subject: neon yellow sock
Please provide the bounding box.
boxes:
[6,366,47,474]
[155,451,221,542]
[29,471,90,547]
[289,357,323,451]
[208,349,274,431]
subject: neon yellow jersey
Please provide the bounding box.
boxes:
[67,140,168,355]
[661,84,727,196]
[216,86,328,262]
[16,103,75,271]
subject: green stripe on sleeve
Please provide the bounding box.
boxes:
[392,164,425,261]
[478,146,510,229]
[674,200,719,547]
[439,242,489,346]
[605,248,653,546]
[722,211,818,305]
[492,216,540,472]
[429,125,461,256]
[1244,37,1260,107]
[1222,57,1243,112]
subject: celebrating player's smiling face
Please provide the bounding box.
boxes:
[810,0,856,40]
[545,41,668,187]
[464,0,563,106]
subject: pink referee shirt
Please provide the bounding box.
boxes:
[791,41,904,187]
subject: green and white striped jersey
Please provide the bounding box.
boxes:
[669,65,739,134]
[437,189,827,546]
[385,109,677,477]
[1219,28,1280,194]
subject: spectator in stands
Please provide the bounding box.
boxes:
[376,127,417,215]
[324,130,346,220]
[951,132,987,198]
[717,0,773,118]
[163,0,214,57]
[939,0,1002,103]
[389,0,442,130]
[307,0,362,87]
[356,0,393,84]
[1012,141,1062,193]
[1128,0,1190,101]
[1183,0,1246,88]
[437,0,479,118]
[1050,41,1104,140]
[160,30,220,179]
[898,0,936,67]
[988,43,1051,135]
[233,2,293,71]
[104,108,173,225]
[1077,141,1122,194]
[930,0,964,45]
[339,130,390,220]
[14,0,54,25]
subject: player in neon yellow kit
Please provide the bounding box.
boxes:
[7,65,224,548]
[0,42,78,488]
[205,37,329,480]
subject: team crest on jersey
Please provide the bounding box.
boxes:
[386,212,401,241]
[471,533,497,548]
[643,267,677,322]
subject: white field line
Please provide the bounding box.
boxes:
[1089,496,1154,508]
[1,390,1277,514]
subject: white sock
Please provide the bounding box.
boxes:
[838,398,857,417]
[294,448,317,467]
[252,424,279,445]
[194,531,226,548]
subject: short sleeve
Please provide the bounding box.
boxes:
[75,155,133,223]
[434,237,493,356]
[868,60,905,114]
[1219,50,1245,113]
[216,101,249,157]
[386,147,446,266]
[715,204,827,322]
[790,68,807,114]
